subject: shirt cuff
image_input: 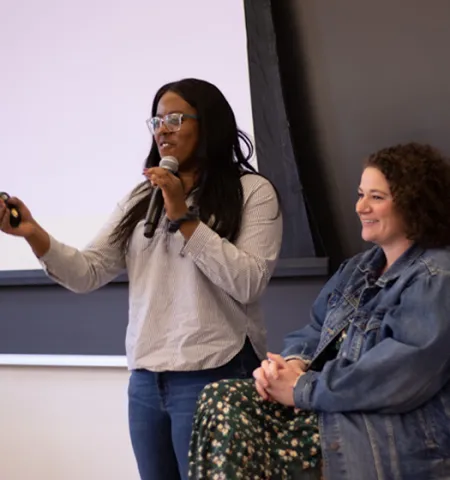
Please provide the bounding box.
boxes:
[180,221,216,259]
[293,370,318,409]
[38,235,65,280]
[38,235,60,265]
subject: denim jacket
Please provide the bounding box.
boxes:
[282,244,450,479]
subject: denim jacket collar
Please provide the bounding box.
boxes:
[357,243,425,287]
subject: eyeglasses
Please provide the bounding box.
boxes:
[146,112,198,134]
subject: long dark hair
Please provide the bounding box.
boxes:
[110,78,267,252]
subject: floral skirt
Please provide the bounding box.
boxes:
[188,378,322,479]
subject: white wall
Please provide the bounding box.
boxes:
[0,367,138,480]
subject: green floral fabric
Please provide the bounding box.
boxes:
[188,330,348,479]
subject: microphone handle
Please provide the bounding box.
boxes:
[143,186,164,238]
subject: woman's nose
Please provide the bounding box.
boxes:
[155,121,170,135]
[356,197,370,213]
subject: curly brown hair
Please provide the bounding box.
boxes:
[365,142,450,248]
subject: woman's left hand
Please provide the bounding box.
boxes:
[143,167,188,220]
[263,353,303,407]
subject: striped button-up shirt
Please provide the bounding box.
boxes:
[39,174,282,371]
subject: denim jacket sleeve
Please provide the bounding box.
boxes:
[293,272,450,413]
[281,261,348,364]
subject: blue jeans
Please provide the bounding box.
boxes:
[128,338,260,480]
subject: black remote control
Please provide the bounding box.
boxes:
[0,192,22,227]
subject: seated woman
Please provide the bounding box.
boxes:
[187,142,450,480]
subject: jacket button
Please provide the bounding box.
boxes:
[329,442,340,451]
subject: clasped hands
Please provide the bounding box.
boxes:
[253,353,307,407]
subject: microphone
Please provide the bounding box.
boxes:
[143,156,179,238]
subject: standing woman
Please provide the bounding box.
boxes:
[0,78,282,480]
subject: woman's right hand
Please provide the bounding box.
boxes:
[253,356,307,401]
[0,196,38,238]
[284,358,308,374]
[0,197,51,257]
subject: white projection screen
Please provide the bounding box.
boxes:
[0,0,255,272]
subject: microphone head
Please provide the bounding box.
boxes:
[159,156,179,174]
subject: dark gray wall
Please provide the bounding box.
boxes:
[262,278,324,350]
[0,278,325,356]
[274,0,450,266]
